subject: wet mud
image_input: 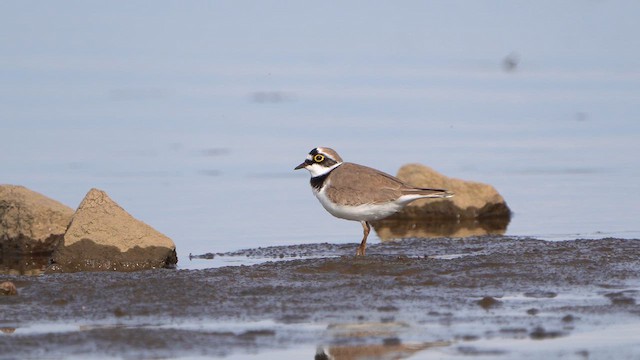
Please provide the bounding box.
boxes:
[2,237,640,359]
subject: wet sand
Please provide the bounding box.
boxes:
[1,237,640,359]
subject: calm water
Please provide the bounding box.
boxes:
[2,1,639,269]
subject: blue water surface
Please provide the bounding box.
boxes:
[1,1,639,268]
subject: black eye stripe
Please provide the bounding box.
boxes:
[321,158,337,167]
[307,149,337,167]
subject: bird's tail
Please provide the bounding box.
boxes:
[402,188,454,199]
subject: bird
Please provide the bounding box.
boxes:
[294,147,453,256]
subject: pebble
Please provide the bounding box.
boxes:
[0,281,18,296]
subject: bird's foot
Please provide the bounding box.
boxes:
[355,246,366,256]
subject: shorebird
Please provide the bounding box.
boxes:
[295,147,453,255]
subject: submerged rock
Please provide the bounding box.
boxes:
[378,164,511,222]
[49,188,177,272]
[0,185,74,255]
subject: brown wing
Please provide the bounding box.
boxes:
[324,163,407,206]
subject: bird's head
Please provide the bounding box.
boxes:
[294,147,343,177]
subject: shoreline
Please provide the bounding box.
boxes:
[2,237,640,359]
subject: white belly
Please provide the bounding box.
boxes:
[313,188,403,222]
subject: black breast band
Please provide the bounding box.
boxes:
[310,172,329,191]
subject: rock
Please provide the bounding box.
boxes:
[529,326,564,340]
[0,281,17,296]
[477,296,502,310]
[50,188,177,272]
[0,185,74,255]
[382,164,511,220]
[371,164,511,239]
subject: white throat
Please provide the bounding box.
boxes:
[306,162,342,177]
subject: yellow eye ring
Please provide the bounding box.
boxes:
[314,154,325,163]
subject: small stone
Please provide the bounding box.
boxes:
[113,307,127,317]
[0,281,17,296]
[530,326,564,340]
[382,337,401,346]
[604,291,636,306]
[523,291,557,298]
[477,296,501,309]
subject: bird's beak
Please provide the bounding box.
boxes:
[294,159,311,170]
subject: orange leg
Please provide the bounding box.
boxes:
[356,221,371,256]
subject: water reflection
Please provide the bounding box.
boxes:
[315,322,450,360]
[372,217,509,241]
[0,253,49,276]
[315,342,447,360]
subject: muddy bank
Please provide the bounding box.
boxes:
[1,237,640,359]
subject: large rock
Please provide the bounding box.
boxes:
[50,188,177,272]
[0,185,74,255]
[371,164,511,239]
[390,163,511,219]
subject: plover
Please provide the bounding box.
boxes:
[295,147,453,256]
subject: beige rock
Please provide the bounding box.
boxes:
[371,164,511,239]
[0,185,74,254]
[50,188,177,272]
[389,163,511,219]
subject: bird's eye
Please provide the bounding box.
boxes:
[314,154,325,163]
